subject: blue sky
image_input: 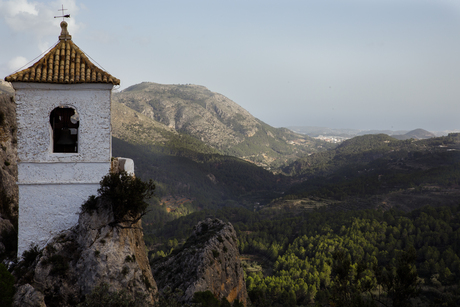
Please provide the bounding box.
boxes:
[1,0,459,132]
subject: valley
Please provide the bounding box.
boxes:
[109,82,460,306]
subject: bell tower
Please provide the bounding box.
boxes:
[5,21,120,257]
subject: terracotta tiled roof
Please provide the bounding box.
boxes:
[5,21,120,85]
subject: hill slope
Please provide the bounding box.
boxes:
[113,82,331,168]
[392,128,436,140]
[279,133,460,211]
[111,100,286,210]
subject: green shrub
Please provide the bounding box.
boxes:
[98,171,154,220]
[21,245,41,267]
[81,172,155,224]
[0,263,14,307]
[14,245,41,284]
[81,195,97,215]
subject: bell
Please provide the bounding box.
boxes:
[56,128,75,145]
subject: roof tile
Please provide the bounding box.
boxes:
[5,21,120,85]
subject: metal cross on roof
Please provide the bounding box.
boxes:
[54,4,70,21]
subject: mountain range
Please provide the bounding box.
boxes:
[289,125,451,138]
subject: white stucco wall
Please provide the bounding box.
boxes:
[14,83,112,162]
[17,183,100,256]
[18,162,110,184]
[12,82,114,257]
[118,158,135,176]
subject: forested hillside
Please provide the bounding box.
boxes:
[139,130,460,306]
[112,98,291,218]
[277,133,460,211]
[148,205,460,306]
[113,137,286,208]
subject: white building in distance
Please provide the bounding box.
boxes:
[5,21,120,257]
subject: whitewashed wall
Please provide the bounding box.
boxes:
[13,82,113,257]
[14,83,112,162]
[17,183,101,255]
[18,162,109,184]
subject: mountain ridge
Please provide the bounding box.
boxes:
[113,82,331,169]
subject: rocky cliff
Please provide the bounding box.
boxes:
[151,218,247,306]
[0,93,18,261]
[12,197,157,307]
[12,210,249,307]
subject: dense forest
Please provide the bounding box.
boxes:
[146,204,460,306]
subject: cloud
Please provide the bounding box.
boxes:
[0,0,80,41]
[0,0,82,74]
[0,0,38,16]
[7,56,28,72]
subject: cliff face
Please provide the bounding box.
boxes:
[13,198,157,307]
[0,93,18,260]
[151,218,247,306]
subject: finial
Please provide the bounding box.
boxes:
[54,5,70,21]
[59,21,72,41]
[55,5,71,41]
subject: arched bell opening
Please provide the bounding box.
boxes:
[50,106,79,153]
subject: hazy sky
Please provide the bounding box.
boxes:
[1,0,459,132]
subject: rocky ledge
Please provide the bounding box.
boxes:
[151,218,247,306]
[12,197,157,307]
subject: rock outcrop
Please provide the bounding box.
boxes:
[0,93,18,260]
[151,218,247,306]
[13,198,157,307]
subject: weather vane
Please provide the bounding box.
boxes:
[54,5,70,21]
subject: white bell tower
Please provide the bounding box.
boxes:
[5,21,120,257]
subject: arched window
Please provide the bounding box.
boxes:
[50,106,79,153]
